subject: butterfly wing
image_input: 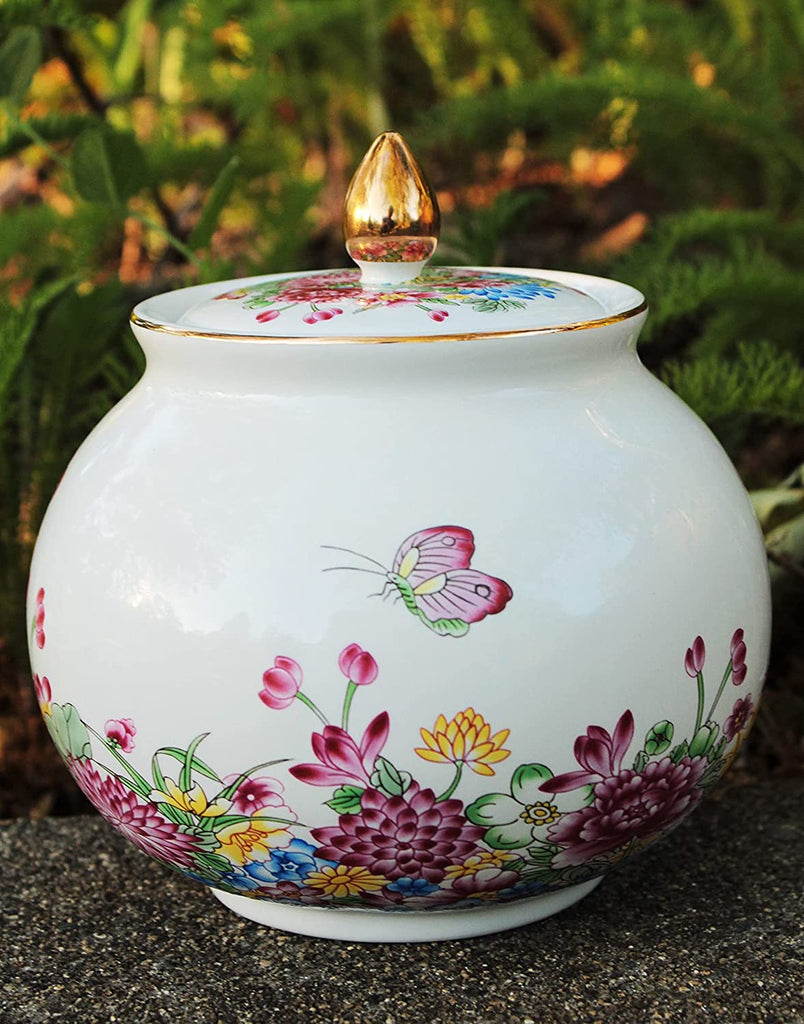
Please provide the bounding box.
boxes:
[412,568,513,624]
[392,526,475,588]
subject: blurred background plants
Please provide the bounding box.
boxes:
[1,0,802,816]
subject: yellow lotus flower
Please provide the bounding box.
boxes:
[304,864,388,899]
[149,778,231,818]
[216,816,295,865]
[415,707,511,776]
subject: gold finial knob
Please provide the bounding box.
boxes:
[343,131,440,287]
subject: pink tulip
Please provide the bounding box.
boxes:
[259,656,303,709]
[338,643,378,686]
[684,636,706,677]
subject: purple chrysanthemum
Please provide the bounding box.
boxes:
[311,782,484,885]
[548,756,707,867]
[69,758,202,869]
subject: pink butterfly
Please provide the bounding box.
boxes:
[324,526,513,637]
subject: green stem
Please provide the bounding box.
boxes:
[436,761,463,802]
[10,114,72,170]
[705,660,734,722]
[86,724,151,794]
[295,691,329,726]
[341,681,358,731]
[129,211,201,266]
[694,671,706,735]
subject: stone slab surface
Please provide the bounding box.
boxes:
[1,780,802,1024]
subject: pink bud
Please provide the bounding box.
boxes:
[338,643,379,686]
[302,315,317,325]
[732,663,747,686]
[259,657,303,709]
[731,640,746,672]
[256,309,280,322]
[338,643,363,677]
[33,673,51,706]
[684,636,706,677]
[730,628,745,656]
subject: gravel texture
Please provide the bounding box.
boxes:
[1,780,802,1024]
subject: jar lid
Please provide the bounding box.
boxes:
[136,132,644,342]
[176,267,608,339]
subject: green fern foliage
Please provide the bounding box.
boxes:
[663,341,804,427]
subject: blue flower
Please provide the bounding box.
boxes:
[386,877,440,896]
[498,878,551,901]
[218,867,262,892]
[458,282,559,302]
[244,838,335,884]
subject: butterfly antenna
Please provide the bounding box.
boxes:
[322,565,386,577]
[321,544,387,571]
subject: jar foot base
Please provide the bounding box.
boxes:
[210,876,603,942]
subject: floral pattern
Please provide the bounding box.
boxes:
[214,268,561,327]
[346,236,435,263]
[32,590,758,911]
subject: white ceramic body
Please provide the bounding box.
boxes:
[27,269,771,942]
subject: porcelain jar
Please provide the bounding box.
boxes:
[27,135,771,942]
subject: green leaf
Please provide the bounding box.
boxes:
[510,763,554,804]
[44,703,91,760]
[689,722,719,758]
[151,752,167,794]
[0,27,42,104]
[180,733,210,791]
[526,844,557,866]
[644,720,674,756]
[325,785,364,815]
[188,155,240,249]
[71,126,147,204]
[192,851,233,872]
[465,792,510,826]
[369,756,411,797]
[669,740,690,764]
[484,824,533,851]
[156,745,220,782]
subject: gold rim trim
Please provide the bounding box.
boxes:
[130,299,647,344]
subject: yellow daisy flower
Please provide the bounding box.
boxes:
[304,864,388,899]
